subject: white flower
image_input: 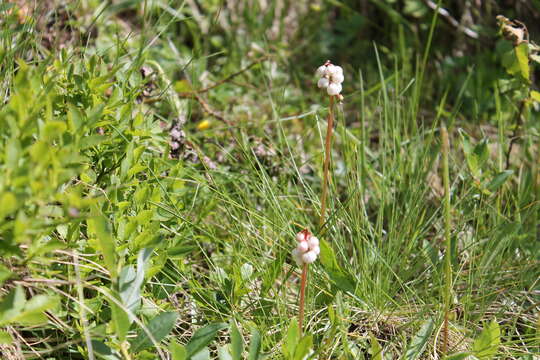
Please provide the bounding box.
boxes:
[293,231,320,266]
[331,72,344,84]
[328,65,343,76]
[297,241,309,253]
[292,248,304,266]
[302,251,317,264]
[327,83,342,96]
[317,77,329,88]
[316,61,344,96]
[316,65,327,77]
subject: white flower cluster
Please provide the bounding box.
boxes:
[316,61,344,96]
[292,231,320,265]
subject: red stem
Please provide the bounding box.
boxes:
[320,95,335,227]
[298,263,308,335]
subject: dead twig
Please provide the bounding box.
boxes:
[422,0,480,40]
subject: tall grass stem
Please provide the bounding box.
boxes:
[441,125,452,355]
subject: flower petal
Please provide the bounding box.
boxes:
[317,77,329,88]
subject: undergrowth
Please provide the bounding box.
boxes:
[0,1,538,359]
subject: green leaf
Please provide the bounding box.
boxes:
[186,322,228,357]
[486,170,513,192]
[515,43,530,81]
[80,135,107,149]
[247,328,262,360]
[0,264,13,285]
[0,192,17,219]
[218,346,233,360]
[91,340,116,357]
[443,353,475,360]
[0,330,12,344]
[130,311,178,352]
[68,104,84,131]
[87,215,117,279]
[169,341,187,360]
[119,248,152,314]
[42,121,67,141]
[0,286,58,326]
[230,321,243,360]
[531,90,540,103]
[319,239,340,272]
[293,335,313,360]
[0,285,25,325]
[472,319,500,359]
[459,131,488,178]
[192,348,211,360]
[370,332,383,360]
[110,298,130,342]
[283,318,300,359]
[405,318,434,360]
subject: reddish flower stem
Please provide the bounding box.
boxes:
[320,95,335,227]
[298,263,308,335]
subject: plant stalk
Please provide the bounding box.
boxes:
[298,263,308,336]
[320,95,335,227]
[441,125,452,355]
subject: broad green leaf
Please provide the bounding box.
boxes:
[130,311,178,352]
[91,340,116,357]
[531,90,540,103]
[186,322,228,357]
[87,215,117,279]
[230,321,243,360]
[370,332,383,360]
[472,319,500,359]
[110,298,130,342]
[0,285,25,325]
[119,248,152,315]
[0,286,58,326]
[293,335,313,360]
[218,346,233,360]
[15,294,57,325]
[67,104,84,131]
[247,328,262,360]
[459,131,488,178]
[319,239,340,272]
[169,341,187,360]
[192,347,211,360]
[80,135,107,149]
[0,330,12,344]
[42,121,67,140]
[444,353,475,360]
[486,170,513,192]
[515,43,530,81]
[283,318,299,358]
[0,192,17,219]
[405,318,434,360]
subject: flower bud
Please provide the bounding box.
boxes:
[308,236,319,248]
[327,83,342,96]
[292,248,304,265]
[328,65,343,75]
[317,77,329,88]
[316,65,327,77]
[312,246,320,255]
[331,73,344,84]
[296,232,306,242]
[297,241,309,253]
[302,251,318,264]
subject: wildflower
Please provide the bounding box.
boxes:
[292,230,320,265]
[315,61,344,96]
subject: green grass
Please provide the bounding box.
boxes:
[0,1,538,359]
